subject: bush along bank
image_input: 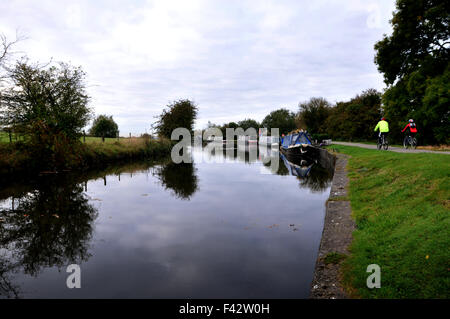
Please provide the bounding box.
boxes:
[0,137,174,180]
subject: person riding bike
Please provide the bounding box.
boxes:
[374,117,389,145]
[401,119,418,147]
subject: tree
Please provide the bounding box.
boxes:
[374,0,449,144]
[89,115,119,138]
[0,32,23,76]
[297,97,332,134]
[153,99,198,138]
[0,61,92,140]
[325,89,382,141]
[0,61,92,169]
[237,118,260,131]
[261,108,296,135]
[224,121,238,129]
[374,0,449,85]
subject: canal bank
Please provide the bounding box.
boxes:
[0,138,173,183]
[310,151,354,299]
[312,145,449,298]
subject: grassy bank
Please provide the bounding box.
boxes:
[0,137,173,177]
[328,145,449,298]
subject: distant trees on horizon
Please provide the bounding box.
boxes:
[89,115,119,138]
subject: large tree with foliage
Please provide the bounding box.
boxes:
[325,89,382,141]
[0,61,92,140]
[297,97,332,135]
[0,61,92,169]
[261,108,296,135]
[89,115,119,138]
[374,0,449,144]
[153,99,198,138]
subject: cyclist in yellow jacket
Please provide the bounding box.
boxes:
[374,117,389,145]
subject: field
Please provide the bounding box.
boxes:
[0,132,129,144]
[328,145,449,298]
[0,132,8,143]
[83,136,124,144]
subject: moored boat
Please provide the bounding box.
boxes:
[280,130,319,160]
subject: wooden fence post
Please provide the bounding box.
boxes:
[83,130,86,143]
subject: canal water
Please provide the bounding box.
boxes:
[0,145,334,298]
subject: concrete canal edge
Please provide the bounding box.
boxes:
[310,150,355,299]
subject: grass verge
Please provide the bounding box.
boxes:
[328,145,449,298]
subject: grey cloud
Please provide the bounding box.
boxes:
[0,0,395,134]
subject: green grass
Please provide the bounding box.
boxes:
[328,145,449,298]
[0,133,127,144]
[0,132,9,143]
[82,136,124,144]
[81,137,172,163]
[0,131,26,143]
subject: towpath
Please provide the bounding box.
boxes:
[332,141,449,155]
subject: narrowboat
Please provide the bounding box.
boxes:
[280,130,319,160]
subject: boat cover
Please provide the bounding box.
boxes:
[281,132,312,149]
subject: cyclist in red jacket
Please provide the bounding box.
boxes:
[402,119,417,134]
[401,119,417,146]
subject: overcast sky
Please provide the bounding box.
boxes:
[0,0,396,134]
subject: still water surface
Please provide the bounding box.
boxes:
[0,146,333,298]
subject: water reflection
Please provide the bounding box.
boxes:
[0,158,201,298]
[206,143,334,191]
[0,146,334,298]
[152,161,199,200]
[0,176,98,298]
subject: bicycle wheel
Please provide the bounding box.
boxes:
[377,141,381,150]
[412,138,417,149]
[403,137,409,149]
[383,138,389,150]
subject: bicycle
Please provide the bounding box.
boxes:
[377,133,388,150]
[403,134,417,149]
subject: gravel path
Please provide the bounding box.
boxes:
[332,141,449,155]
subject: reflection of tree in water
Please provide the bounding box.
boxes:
[297,163,333,192]
[279,154,333,192]
[0,178,98,298]
[153,162,199,200]
[0,257,20,298]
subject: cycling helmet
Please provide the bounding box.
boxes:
[409,119,414,123]
[381,117,385,121]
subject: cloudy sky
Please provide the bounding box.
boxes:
[0,0,395,134]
